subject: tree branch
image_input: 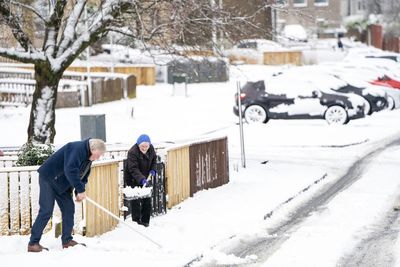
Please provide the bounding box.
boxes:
[0,2,36,52]
[9,0,47,23]
[53,0,133,72]
[0,48,45,64]
[56,0,86,57]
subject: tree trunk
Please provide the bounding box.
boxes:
[27,63,62,144]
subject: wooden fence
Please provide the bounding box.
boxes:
[0,156,17,167]
[0,78,87,108]
[62,71,137,100]
[0,160,120,237]
[0,166,43,235]
[166,136,229,208]
[226,54,260,65]
[84,160,120,237]
[263,51,303,66]
[0,78,35,107]
[0,136,229,235]
[67,65,155,86]
[0,63,155,86]
[166,145,191,209]
[0,76,135,108]
[189,137,229,196]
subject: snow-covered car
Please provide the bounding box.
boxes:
[274,66,390,113]
[320,61,400,90]
[366,54,400,63]
[277,24,308,46]
[233,78,367,125]
[315,66,399,110]
[344,47,400,63]
[234,39,283,51]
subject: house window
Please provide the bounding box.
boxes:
[275,0,288,6]
[293,0,307,7]
[314,0,328,6]
[357,0,365,11]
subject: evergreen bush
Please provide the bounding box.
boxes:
[16,142,54,166]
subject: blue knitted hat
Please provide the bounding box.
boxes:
[137,134,151,145]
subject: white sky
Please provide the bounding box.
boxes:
[1,44,400,266]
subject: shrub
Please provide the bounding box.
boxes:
[16,142,54,166]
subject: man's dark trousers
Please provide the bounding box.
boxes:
[29,176,75,245]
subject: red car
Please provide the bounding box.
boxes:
[321,62,400,90]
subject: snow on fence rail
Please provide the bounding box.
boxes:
[0,151,19,156]
[0,146,131,168]
[0,78,87,107]
[0,67,34,79]
[0,78,34,107]
[0,156,18,167]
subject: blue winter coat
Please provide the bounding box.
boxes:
[38,139,92,194]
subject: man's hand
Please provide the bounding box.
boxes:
[76,192,86,202]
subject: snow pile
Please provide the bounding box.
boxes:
[122,186,152,199]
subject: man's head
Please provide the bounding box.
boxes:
[89,139,106,161]
[136,134,151,154]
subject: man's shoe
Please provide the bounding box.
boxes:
[28,243,49,252]
[62,240,86,249]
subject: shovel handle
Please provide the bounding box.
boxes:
[85,196,162,249]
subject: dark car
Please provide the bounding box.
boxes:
[313,72,388,114]
[233,79,367,125]
[333,83,387,114]
[366,55,400,63]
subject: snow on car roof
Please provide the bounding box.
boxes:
[233,39,287,52]
[271,66,348,90]
[282,24,308,41]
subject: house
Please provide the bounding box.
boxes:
[272,0,343,38]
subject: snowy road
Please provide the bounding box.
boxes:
[189,134,400,267]
[338,206,400,267]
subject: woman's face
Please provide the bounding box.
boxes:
[139,142,150,154]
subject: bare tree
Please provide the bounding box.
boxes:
[0,0,272,144]
[0,0,134,143]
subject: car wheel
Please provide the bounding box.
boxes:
[244,105,268,123]
[387,96,395,110]
[324,105,348,125]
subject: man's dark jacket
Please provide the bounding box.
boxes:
[38,139,92,194]
[125,144,157,187]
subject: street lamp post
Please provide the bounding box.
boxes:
[237,81,246,168]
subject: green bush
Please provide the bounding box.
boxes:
[16,142,54,166]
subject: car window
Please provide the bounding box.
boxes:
[237,41,257,49]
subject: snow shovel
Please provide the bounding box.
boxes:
[85,196,163,249]
[123,174,154,203]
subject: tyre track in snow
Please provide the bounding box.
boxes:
[336,140,400,267]
[218,136,400,266]
[337,206,400,267]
